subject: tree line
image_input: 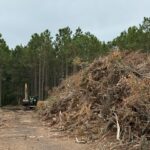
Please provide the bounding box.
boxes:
[0,17,149,105]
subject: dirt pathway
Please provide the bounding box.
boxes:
[0,108,89,150]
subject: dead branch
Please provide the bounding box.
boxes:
[75,137,87,144]
[114,113,120,141]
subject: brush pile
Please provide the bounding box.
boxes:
[40,51,150,149]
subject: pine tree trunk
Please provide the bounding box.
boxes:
[65,58,68,78]
[45,65,48,98]
[34,67,37,96]
[53,67,56,87]
[41,61,45,100]
[0,70,2,107]
[38,60,41,100]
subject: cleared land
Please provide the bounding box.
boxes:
[0,108,89,150]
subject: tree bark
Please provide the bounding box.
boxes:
[38,59,41,100]
[45,65,48,99]
[34,67,38,96]
[65,58,68,78]
[41,60,45,100]
[0,69,2,107]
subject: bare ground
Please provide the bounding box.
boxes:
[0,108,90,150]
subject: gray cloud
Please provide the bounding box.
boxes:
[0,0,150,48]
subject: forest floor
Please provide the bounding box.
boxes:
[0,107,90,150]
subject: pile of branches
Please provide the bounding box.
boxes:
[40,51,150,149]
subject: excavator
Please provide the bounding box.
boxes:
[22,83,38,109]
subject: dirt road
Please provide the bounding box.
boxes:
[0,108,89,150]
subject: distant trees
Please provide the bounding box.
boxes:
[0,34,10,106]
[27,30,54,100]
[0,28,105,105]
[0,17,150,105]
[54,27,72,79]
[140,17,150,50]
[111,17,150,52]
[72,28,103,61]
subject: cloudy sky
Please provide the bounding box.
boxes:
[0,0,150,48]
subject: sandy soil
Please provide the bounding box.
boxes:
[0,108,90,150]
